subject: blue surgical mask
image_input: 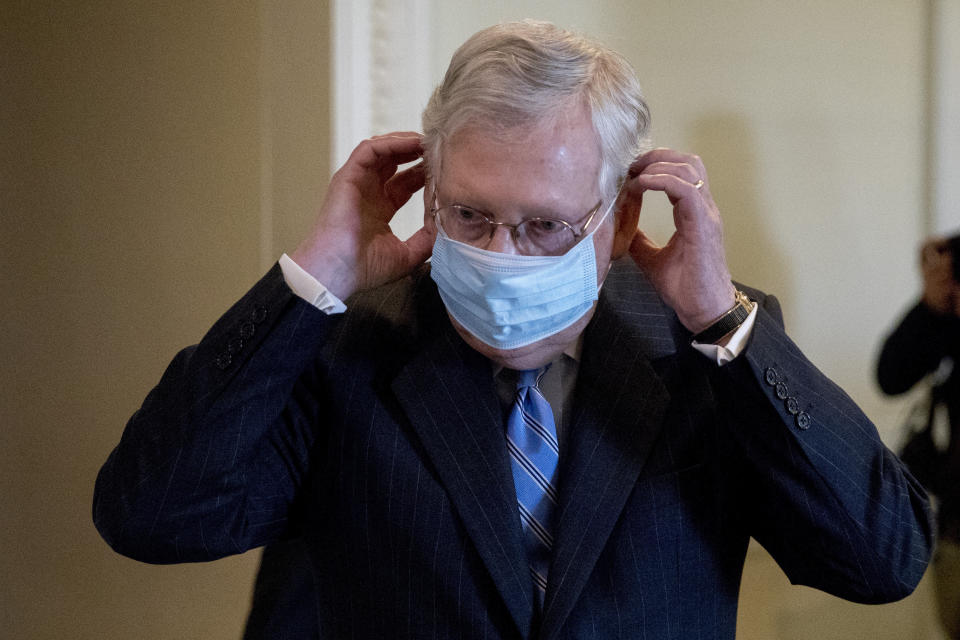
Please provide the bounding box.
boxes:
[430,199,615,350]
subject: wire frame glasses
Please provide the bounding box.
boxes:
[431,197,604,256]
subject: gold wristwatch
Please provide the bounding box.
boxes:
[692,290,754,344]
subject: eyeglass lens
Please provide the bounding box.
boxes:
[437,207,576,255]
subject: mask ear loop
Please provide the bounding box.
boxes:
[581,178,626,246]
[595,179,629,288]
[591,196,618,233]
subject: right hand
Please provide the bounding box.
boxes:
[920,237,959,316]
[291,132,435,301]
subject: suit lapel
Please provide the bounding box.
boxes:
[392,321,537,638]
[387,259,679,639]
[541,260,679,639]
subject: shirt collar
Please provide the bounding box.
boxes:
[490,333,583,378]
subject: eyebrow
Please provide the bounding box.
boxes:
[437,188,595,223]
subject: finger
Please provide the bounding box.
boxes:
[369,131,422,140]
[344,133,424,176]
[634,161,701,187]
[384,162,427,212]
[630,148,707,180]
[630,173,722,247]
[628,172,706,210]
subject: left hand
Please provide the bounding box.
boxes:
[620,148,736,334]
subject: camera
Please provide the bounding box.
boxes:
[949,234,960,282]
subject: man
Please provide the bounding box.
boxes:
[94,21,932,639]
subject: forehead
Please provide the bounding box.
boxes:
[439,106,602,217]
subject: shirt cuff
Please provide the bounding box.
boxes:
[278,253,347,315]
[691,303,758,365]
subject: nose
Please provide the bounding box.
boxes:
[483,224,521,255]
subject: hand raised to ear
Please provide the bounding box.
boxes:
[291,133,436,300]
[623,148,736,334]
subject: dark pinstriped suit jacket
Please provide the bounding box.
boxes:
[94,257,933,639]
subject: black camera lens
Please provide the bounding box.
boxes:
[948,234,960,282]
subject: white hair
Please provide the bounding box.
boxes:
[422,20,651,201]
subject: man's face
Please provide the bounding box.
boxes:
[425,103,630,370]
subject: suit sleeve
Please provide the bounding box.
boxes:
[718,293,934,604]
[93,264,334,563]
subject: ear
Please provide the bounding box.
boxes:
[611,188,641,259]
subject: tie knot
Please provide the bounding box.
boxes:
[516,368,544,390]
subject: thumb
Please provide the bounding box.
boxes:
[629,229,661,270]
[385,162,427,211]
[402,225,435,270]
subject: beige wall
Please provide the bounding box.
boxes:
[1,2,329,638]
[1,1,948,638]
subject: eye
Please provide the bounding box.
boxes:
[454,206,479,221]
[441,206,490,237]
[526,219,566,234]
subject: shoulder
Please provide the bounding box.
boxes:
[346,264,445,329]
[324,264,449,360]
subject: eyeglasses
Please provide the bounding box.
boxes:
[431,194,605,256]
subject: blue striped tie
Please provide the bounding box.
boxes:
[506,367,559,609]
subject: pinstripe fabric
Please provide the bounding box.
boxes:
[506,368,560,609]
[93,258,934,640]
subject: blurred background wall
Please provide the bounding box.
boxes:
[1,1,957,638]
[2,1,328,637]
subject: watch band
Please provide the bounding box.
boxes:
[692,290,754,344]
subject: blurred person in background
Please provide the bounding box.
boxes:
[878,233,960,639]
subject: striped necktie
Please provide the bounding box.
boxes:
[505,367,559,609]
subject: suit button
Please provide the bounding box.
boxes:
[775,382,788,400]
[240,322,255,340]
[251,305,267,324]
[785,397,800,415]
[764,367,779,386]
[215,352,232,370]
[226,338,243,354]
[795,411,811,430]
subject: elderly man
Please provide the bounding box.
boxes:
[95,21,932,639]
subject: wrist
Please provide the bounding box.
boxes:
[683,284,737,334]
[289,245,356,301]
[692,289,755,344]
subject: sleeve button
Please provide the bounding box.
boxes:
[251,305,267,324]
[775,382,789,400]
[226,338,243,354]
[764,367,779,386]
[795,411,811,430]
[785,397,800,415]
[215,353,233,370]
[240,322,255,340]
